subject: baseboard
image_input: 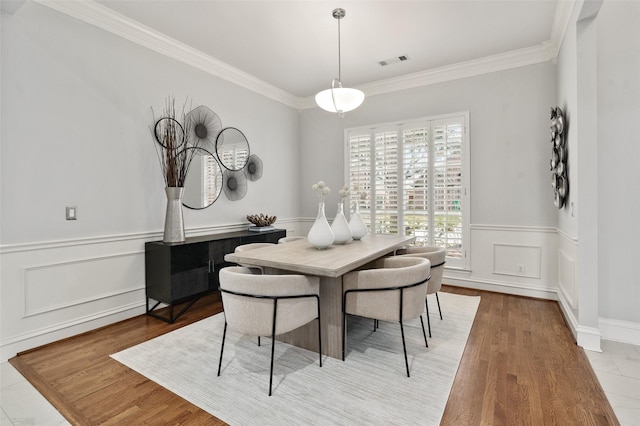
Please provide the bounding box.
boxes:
[1,302,145,363]
[599,317,640,346]
[443,275,558,300]
[556,288,602,352]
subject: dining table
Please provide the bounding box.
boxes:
[224,233,415,359]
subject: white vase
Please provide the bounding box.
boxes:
[348,200,368,240]
[331,200,352,244]
[308,201,335,249]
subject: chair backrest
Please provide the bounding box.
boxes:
[234,243,274,252]
[278,236,306,244]
[343,256,430,322]
[395,246,445,294]
[219,266,320,336]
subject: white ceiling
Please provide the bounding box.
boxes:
[8,0,570,107]
[88,0,563,99]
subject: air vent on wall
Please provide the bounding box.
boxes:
[379,55,410,66]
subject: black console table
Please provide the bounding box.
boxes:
[145,228,286,323]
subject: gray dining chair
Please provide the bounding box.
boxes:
[217,266,322,396]
[394,246,446,337]
[233,242,274,272]
[342,256,430,377]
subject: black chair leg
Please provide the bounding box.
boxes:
[317,298,323,368]
[258,336,261,346]
[342,310,347,361]
[268,300,278,396]
[399,319,410,377]
[436,292,443,320]
[217,321,228,376]
[425,299,432,338]
[419,315,428,348]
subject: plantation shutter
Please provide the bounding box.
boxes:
[374,130,399,234]
[347,132,372,224]
[402,125,430,245]
[345,112,468,268]
[432,118,464,258]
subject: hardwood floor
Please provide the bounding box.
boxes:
[9,287,618,425]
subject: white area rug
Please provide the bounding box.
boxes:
[111,292,480,425]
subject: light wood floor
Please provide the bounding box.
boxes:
[9,286,619,425]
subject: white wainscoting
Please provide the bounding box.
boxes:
[445,224,559,300]
[1,234,149,362]
[0,220,302,362]
[2,220,636,361]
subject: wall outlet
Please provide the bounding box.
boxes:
[516,264,525,275]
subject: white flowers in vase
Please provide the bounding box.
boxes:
[312,181,331,202]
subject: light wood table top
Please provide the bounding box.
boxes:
[224,233,415,278]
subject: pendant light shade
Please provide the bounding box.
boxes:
[315,8,364,116]
[315,83,365,114]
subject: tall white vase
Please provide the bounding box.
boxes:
[331,200,352,244]
[308,201,335,249]
[348,200,368,240]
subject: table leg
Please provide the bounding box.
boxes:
[275,274,344,359]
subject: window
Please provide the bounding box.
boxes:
[345,113,469,269]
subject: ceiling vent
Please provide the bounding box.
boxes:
[379,55,410,66]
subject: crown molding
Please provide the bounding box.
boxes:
[33,0,300,109]
[300,43,556,109]
[548,0,577,58]
[34,0,571,112]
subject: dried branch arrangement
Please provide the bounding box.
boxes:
[246,214,277,227]
[152,96,201,187]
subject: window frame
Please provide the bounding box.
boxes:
[344,112,470,270]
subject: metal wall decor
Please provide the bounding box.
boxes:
[184,105,222,153]
[159,103,264,205]
[223,169,248,201]
[244,154,263,181]
[550,107,568,208]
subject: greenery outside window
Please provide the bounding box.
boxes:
[345,112,470,269]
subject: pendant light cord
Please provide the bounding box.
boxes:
[337,15,342,83]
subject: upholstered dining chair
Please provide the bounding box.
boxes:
[233,242,274,272]
[278,236,306,244]
[342,256,431,377]
[394,246,446,337]
[217,266,322,396]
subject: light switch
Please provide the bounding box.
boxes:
[66,206,77,220]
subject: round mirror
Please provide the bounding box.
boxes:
[216,127,250,171]
[182,147,223,210]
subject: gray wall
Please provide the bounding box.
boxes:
[299,63,558,228]
[1,2,301,246]
[596,0,640,325]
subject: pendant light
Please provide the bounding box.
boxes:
[315,8,365,116]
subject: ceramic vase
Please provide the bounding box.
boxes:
[348,200,368,240]
[331,200,352,244]
[163,186,185,243]
[308,201,335,249]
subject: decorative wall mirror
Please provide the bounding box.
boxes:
[216,127,250,171]
[182,147,223,210]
